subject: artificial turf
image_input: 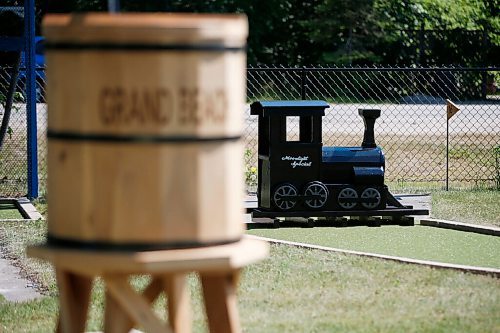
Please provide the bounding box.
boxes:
[247,224,500,269]
[0,202,23,219]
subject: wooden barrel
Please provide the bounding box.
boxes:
[44,13,248,250]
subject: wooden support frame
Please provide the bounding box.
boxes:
[28,238,269,333]
[164,274,192,332]
[201,272,241,333]
[56,270,93,333]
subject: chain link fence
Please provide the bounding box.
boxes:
[0,65,498,197]
[246,66,500,192]
[0,65,47,197]
[0,3,47,198]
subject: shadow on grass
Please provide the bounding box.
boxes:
[247,217,414,230]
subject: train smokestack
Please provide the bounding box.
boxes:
[358,109,380,148]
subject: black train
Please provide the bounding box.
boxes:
[250,100,411,214]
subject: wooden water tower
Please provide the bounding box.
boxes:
[29,13,268,333]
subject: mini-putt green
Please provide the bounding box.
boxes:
[0,202,23,219]
[247,224,500,269]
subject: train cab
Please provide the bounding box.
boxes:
[250,100,330,210]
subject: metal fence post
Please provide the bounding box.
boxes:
[300,66,307,99]
[24,0,38,199]
[446,117,449,191]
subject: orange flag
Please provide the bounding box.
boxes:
[446,99,460,120]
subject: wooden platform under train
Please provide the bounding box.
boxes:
[251,207,429,219]
[245,195,430,228]
[249,208,429,228]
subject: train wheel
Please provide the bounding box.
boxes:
[361,187,381,209]
[338,187,358,210]
[273,183,298,211]
[304,182,329,209]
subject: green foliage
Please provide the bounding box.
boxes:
[306,0,383,65]
[6,126,12,140]
[244,149,258,188]
[308,0,499,66]
[26,1,500,66]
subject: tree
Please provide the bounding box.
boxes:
[373,0,499,66]
[305,0,382,65]
[29,0,500,66]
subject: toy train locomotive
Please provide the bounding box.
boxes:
[249,100,428,219]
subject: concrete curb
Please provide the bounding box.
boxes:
[245,235,500,278]
[0,219,41,223]
[0,199,44,302]
[0,198,44,221]
[15,198,44,220]
[420,218,500,236]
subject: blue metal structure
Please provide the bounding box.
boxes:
[0,0,38,198]
[24,0,38,199]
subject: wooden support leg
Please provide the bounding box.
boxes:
[200,270,241,333]
[104,277,164,333]
[163,274,192,333]
[56,270,93,333]
[104,290,130,333]
[104,275,171,333]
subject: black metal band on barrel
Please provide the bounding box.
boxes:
[47,234,241,252]
[47,130,241,144]
[45,42,246,52]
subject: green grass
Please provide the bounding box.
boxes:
[248,189,500,269]
[248,225,500,268]
[0,221,54,295]
[0,202,23,219]
[239,245,500,333]
[431,190,500,227]
[0,296,59,331]
[32,196,47,218]
[1,234,499,332]
[1,189,499,332]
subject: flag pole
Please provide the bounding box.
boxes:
[445,99,460,191]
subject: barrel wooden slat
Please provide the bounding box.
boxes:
[43,14,248,46]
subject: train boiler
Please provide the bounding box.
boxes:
[249,100,428,222]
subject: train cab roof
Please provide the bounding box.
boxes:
[250,100,329,117]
